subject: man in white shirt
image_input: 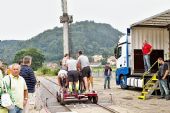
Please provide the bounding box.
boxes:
[66,57,80,93]
[77,51,91,93]
[3,63,28,113]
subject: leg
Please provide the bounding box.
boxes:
[83,77,88,92]
[69,82,73,92]
[161,80,169,99]
[143,55,148,72]
[108,76,111,89]
[159,80,165,97]
[104,76,107,89]
[145,55,151,72]
[8,106,17,113]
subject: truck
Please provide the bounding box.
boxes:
[114,9,170,89]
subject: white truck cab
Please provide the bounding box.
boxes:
[114,10,170,89]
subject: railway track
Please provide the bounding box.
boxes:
[38,77,72,112]
[43,77,119,113]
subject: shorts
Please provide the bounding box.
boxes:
[68,70,80,82]
[81,66,91,78]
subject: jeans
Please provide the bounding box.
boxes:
[104,76,110,89]
[8,106,23,113]
[143,54,151,72]
[159,79,170,97]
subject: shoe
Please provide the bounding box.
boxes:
[158,96,165,99]
[165,96,170,100]
[108,87,111,89]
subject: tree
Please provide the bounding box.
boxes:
[13,48,45,70]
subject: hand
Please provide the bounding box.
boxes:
[162,77,165,80]
[23,99,28,107]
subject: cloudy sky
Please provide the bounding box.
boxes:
[0,0,170,40]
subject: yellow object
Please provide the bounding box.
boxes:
[75,81,79,91]
[69,82,73,92]
[138,73,159,100]
[0,107,8,113]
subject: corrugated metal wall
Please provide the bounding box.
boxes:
[132,27,169,51]
[131,27,169,73]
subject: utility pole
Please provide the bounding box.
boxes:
[60,0,73,55]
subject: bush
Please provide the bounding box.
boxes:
[37,66,60,76]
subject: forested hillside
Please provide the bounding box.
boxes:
[0,21,123,64]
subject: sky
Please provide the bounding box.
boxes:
[0,0,170,40]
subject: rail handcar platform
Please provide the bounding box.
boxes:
[56,90,98,105]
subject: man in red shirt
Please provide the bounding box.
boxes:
[142,40,152,72]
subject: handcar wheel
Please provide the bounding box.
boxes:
[88,96,92,102]
[92,96,98,104]
[60,92,65,105]
[56,92,60,102]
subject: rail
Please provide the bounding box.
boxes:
[38,79,72,112]
[44,77,119,113]
[142,60,158,88]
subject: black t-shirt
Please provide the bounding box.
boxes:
[158,63,169,80]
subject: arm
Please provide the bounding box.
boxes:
[162,64,169,79]
[162,70,169,80]
[57,77,61,87]
[23,89,28,107]
[148,46,152,54]
[29,68,37,85]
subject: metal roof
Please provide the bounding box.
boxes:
[131,9,170,28]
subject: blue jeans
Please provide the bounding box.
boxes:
[159,79,169,97]
[8,106,23,113]
[104,76,110,89]
[143,55,151,72]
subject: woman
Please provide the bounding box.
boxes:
[0,60,8,113]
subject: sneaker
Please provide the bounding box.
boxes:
[165,96,170,100]
[158,96,165,99]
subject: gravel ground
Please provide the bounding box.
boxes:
[92,74,170,113]
[31,73,170,113]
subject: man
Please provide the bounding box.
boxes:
[57,69,68,90]
[104,63,112,89]
[142,40,152,72]
[20,56,37,113]
[3,63,28,113]
[62,53,69,70]
[157,57,170,100]
[66,56,80,94]
[77,51,91,93]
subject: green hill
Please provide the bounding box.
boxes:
[0,21,123,64]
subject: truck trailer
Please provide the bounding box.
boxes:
[114,9,170,90]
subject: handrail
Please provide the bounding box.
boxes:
[142,60,158,88]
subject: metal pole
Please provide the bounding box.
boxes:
[61,0,69,55]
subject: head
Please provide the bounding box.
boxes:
[157,57,164,64]
[143,40,147,45]
[0,60,3,67]
[11,63,21,77]
[23,56,32,66]
[78,50,83,57]
[18,59,23,65]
